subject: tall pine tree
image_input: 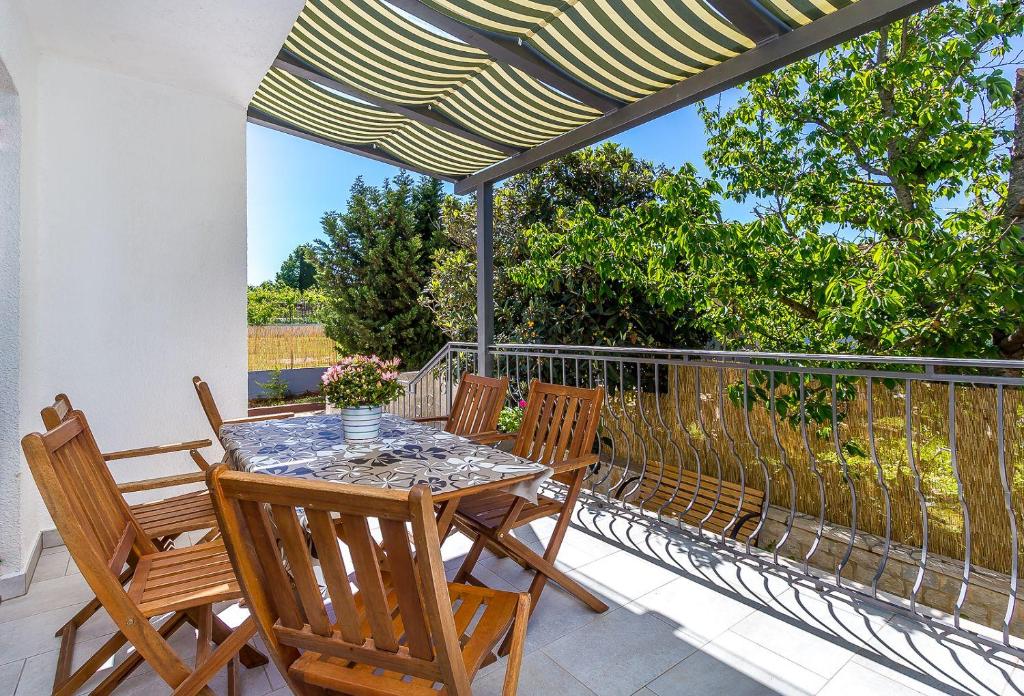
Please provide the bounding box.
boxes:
[315,173,448,368]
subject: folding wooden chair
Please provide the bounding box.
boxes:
[413,373,511,444]
[453,380,608,651]
[42,393,218,551]
[23,410,266,696]
[192,376,293,436]
[208,467,531,696]
[42,393,231,690]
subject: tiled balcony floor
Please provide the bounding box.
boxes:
[3,494,1023,695]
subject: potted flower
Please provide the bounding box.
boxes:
[321,355,404,441]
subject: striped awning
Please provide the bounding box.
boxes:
[248,0,927,187]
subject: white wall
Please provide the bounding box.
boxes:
[0,0,302,591]
[20,52,250,473]
[0,0,37,587]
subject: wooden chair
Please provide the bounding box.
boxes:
[42,393,218,549]
[192,376,293,436]
[613,461,766,541]
[413,373,511,444]
[208,467,531,696]
[40,394,228,687]
[453,380,608,648]
[22,410,266,696]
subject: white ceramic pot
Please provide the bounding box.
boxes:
[337,405,383,442]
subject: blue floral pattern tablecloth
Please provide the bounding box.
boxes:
[219,413,552,502]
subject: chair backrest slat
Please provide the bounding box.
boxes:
[339,513,399,652]
[445,374,508,437]
[378,519,433,660]
[23,411,153,585]
[304,510,364,643]
[209,470,470,691]
[192,376,224,433]
[268,504,332,636]
[513,381,605,475]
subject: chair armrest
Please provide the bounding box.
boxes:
[468,430,517,446]
[221,412,294,425]
[117,471,206,494]
[103,438,213,462]
[412,415,449,423]
[551,454,600,476]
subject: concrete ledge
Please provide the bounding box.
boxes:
[249,366,325,399]
[0,531,42,601]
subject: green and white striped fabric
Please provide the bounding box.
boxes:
[282,0,600,148]
[252,68,505,176]
[250,0,858,179]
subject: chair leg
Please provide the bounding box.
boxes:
[210,613,268,668]
[172,616,259,696]
[89,612,190,696]
[195,605,213,665]
[53,566,132,641]
[226,659,239,696]
[454,533,489,584]
[51,566,137,696]
[51,631,129,696]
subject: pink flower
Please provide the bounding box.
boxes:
[518,399,527,408]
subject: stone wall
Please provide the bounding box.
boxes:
[759,506,1021,635]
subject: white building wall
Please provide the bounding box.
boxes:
[19,52,250,477]
[0,0,38,592]
[0,0,302,595]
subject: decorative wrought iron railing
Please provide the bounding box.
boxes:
[393,342,1024,656]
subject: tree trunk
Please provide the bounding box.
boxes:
[1006,68,1024,229]
[997,69,1024,360]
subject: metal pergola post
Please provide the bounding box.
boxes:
[476,181,494,376]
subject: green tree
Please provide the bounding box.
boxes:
[423,143,707,347]
[316,173,447,367]
[517,2,1024,359]
[276,244,318,293]
[247,282,326,325]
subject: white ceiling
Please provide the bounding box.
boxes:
[17,0,303,106]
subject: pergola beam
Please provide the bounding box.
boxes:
[273,51,520,157]
[476,182,495,376]
[387,0,624,114]
[247,109,457,183]
[453,0,940,194]
[706,0,791,44]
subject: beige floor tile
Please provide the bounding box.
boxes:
[472,651,598,696]
[646,630,826,696]
[0,574,93,625]
[566,550,680,606]
[820,661,932,695]
[727,599,863,679]
[31,551,70,582]
[0,601,118,665]
[853,615,1024,696]
[629,575,755,644]
[510,581,617,653]
[0,661,23,696]
[543,605,700,696]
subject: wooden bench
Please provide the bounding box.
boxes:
[613,461,765,541]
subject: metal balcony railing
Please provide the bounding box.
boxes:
[393,342,1024,656]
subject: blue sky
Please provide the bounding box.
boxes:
[246,88,752,285]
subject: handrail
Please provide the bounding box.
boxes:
[490,342,1024,371]
[387,340,1024,657]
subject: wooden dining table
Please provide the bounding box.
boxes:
[218,411,553,538]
